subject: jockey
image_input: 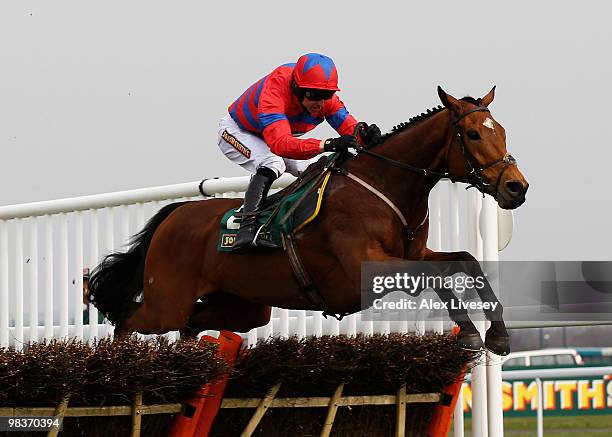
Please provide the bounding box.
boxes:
[218,53,381,251]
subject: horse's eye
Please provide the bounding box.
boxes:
[467,130,481,140]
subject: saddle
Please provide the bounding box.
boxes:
[217,155,336,252]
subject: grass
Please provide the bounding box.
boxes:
[453,414,612,436]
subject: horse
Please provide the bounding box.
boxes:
[89,86,528,355]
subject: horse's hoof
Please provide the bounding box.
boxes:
[485,333,510,356]
[457,331,484,351]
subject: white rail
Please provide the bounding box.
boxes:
[0,175,296,220]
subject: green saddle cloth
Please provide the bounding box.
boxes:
[217,157,333,252]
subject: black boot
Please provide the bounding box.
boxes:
[232,168,279,252]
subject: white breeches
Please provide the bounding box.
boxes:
[217,114,319,177]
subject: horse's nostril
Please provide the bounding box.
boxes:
[505,180,525,195]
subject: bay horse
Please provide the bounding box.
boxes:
[89,86,528,355]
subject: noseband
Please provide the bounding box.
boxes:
[354,107,518,198]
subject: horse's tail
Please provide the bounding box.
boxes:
[89,201,189,325]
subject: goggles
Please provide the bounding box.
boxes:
[302,89,335,101]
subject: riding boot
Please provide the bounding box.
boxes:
[232,167,279,252]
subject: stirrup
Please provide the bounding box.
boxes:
[253,226,280,249]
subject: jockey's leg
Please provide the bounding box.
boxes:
[217,115,286,251]
[232,166,279,251]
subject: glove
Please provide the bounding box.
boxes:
[323,135,359,154]
[360,123,382,146]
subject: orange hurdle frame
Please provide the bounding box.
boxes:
[169,331,242,437]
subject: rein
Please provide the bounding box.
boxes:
[353,107,518,197]
[333,122,430,248]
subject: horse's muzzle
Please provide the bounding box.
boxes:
[496,179,529,209]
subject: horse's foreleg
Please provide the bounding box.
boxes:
[423,249,509,355]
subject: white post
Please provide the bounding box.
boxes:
[536,377,544,437]
[105,206,115,336]
[467,191,483,259]
[45,217,55,340]
[486,352,504,436]
[120,204,130,245]
[89,209,99,342]
[0,220,9,348]
[261,310,273,338]
[74,212,84,340]
[105,207,115,253]
[471,324,488,437]
[313,311,323,336]
[429,186,444,333]
[399,318,408,335]
[429,185,443,250]
[346,313,357,336]
[453,383,465,437]
[247,327,258,347]
[481,196,503,437]
[453,184,465,437]
[135,203,145,229]
[449,183,460,252]
[14,221,24,351]
[468,191,487,437]
[279,308,289,338]
[363,313,374,336]
[59,214,69,340]
[296,310,307,338]
[415,313,425,336]
[29,218,39,343]
[380,319,390,335]
[330,314,340,336]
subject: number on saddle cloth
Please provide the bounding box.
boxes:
[217,156,333,252]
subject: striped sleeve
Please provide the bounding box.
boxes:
[262,121,322,159]
[325,96,358,138]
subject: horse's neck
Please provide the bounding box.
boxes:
[347,110,453,216]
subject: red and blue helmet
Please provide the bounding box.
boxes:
[293,53,340,91]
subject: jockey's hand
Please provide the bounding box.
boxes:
[360,123,382,147]
[323,135,359,154]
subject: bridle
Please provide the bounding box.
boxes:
[353,106,518,198]
[451,106,517,198]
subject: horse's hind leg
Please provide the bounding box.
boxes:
[120,300,184,334]
[181,293,271,338]
[121,284,196,335]
[112,302,143,337]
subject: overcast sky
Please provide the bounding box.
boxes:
[1,1,610,261]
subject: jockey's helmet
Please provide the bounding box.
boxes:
[293,53,340,92]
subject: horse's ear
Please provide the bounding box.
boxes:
[437,86,461,113]
[481,85,496,107]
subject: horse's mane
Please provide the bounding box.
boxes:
[380,96,481,142]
